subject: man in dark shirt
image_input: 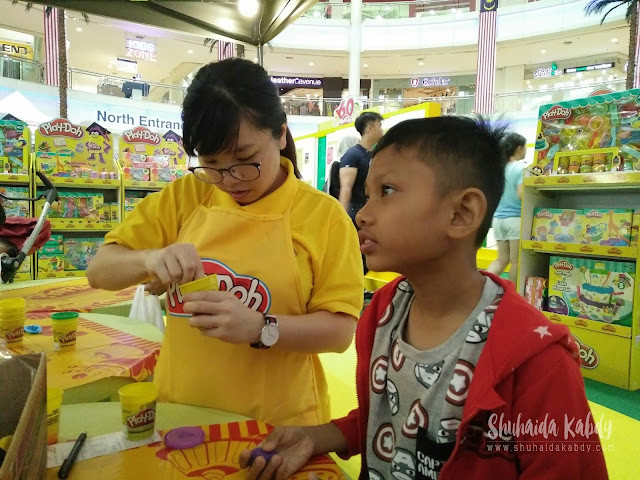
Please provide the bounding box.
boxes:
[339,112,384,222]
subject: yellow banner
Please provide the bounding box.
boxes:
[0,40,34,60]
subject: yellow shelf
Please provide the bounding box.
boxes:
[12,272,32,282]
[49,219,119,231]
[0,173,29,185]
[522,240,637,260]
[37,270,86,279]
[123,180,170,190]
[37,177,120,189]
[543,312,632,339]
[524,172,640,190]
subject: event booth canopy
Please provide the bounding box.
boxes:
[22,0,318,45]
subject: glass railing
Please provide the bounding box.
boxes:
[0,56,628,118]
[301,0,530,20]
[68,69,186,105]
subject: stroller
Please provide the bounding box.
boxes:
[0,172,58,284]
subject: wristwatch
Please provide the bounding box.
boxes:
[250,314,279,349]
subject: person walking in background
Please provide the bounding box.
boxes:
[487,133,527,285]
[324,135,360,200]
[339,112,384,223]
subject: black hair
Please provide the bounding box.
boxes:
[501,133,527,159]
[355,112,384,136]
[0,237,18,257]
[182,58,301,178]
[373,116,508,246]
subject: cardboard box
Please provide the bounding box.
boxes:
[524,276,547,311]
[631,210,640,248]
[531,208,581,242]
[0,352,47,480]
[548,256,635,326]
[581,208,632,246]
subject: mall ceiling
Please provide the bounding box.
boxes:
[20,0,318,45]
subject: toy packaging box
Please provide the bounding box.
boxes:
[38,234,65,274]
[0,186,29,218]
[631,210,640,247]
[548,256,635,326]
[64,237,104,271]
[0,117,30,174]
[533,89,640,175]
[524,276,547,311]
[581,208,632,246]
[35,119,116,178]
[120,127,187,169]
[531,208,581,242]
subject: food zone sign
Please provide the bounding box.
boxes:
[126,38,157,62]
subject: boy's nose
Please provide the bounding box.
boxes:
[356,205,370,228]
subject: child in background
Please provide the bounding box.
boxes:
[240,117,607,480]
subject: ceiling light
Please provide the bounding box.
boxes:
[314,93,319,97]
[418,61,424,66]
[540,49,546,54]
[253,57,259,63]
[76,27,82,32]
[526,80,530,84]
[308,61,314,66]
[238,0,259,18]
[187,49,193,54]
[451,8,456,13]
[611,38,619,44]
[416,12,421,18]
[363,63,369,68]
[429,10,435,15]
[313,11,320,18]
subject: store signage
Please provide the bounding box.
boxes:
[533,63,560,79]
[116,57,138,74]
[564,62,614,74]
[125,38,157,62]
[39,118,84,138]
[0,40,34,60]
[271,76,322,88]
[333,96,362,126]
[122,126,161,145]
[409,77,451,88]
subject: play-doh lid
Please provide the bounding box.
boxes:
[51,312,80,321]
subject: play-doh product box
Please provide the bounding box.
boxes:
[548,256,635,326]
[631,210,640,248]
[580,209,632,246]
[37,254,64,273]
[531,208,581,243]
[41,235,64,255]
[524,276,547,311]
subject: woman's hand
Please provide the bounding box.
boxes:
[239,427,315,480]
[184,290,264,344]
[143,243,204,287]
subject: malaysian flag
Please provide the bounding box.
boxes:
[218,40,234,61]
[475,0,498,114]
[44,7,60,87]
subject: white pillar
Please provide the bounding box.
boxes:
[348,0,362,97]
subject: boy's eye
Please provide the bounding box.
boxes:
[382,185,395,196]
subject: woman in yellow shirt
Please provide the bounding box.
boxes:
[87,59,364,426]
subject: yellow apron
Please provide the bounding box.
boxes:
[157,195,330,426]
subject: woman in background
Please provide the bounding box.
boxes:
[487,133,526,284]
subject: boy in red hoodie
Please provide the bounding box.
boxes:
[240,117,609,480]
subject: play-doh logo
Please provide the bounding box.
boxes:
[572,335,599,369]
[553,260,574,271]
[585,210,603,219]
[57,331,76,345]
[122,127,161,146]
[127,408,155,429]
[536,209,553,219]
[541,106,571,121]
[166,258,272,317]
[39,119,83,139]
[5,327,23,342]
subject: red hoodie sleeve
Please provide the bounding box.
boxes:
[512,343,609,479]
[331,408,361,458]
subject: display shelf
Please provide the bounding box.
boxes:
[0,173,29,185]
[521,241,637,260]
[524,172,640,191]
[37,270,86,280]
[49,219,119,231]
[36,177,120,189]
[12,272,32,282]
[543,312,632,339]
[123,180,170,190]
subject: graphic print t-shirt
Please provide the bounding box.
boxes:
[366,278,503,480]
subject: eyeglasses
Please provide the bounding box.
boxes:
[188,162,261,184]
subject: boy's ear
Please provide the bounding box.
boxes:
[447,188,487,241]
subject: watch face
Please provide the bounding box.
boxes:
[261,323,280,347]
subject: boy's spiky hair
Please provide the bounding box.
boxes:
[373,116,510,246]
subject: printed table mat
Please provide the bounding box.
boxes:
[0,278,137,319]
[46,420,346,479]
[10,317,159,390]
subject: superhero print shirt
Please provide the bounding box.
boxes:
[366,278,504,480]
